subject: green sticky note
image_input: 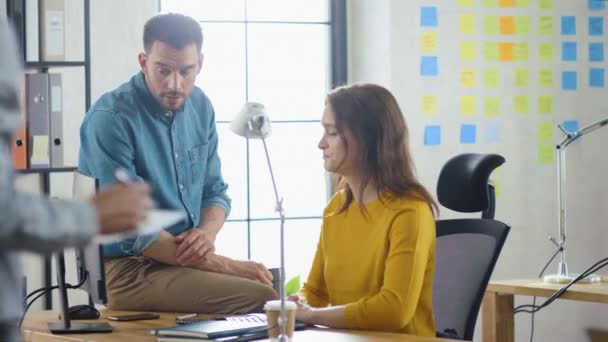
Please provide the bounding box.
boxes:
[515,68,529,87]
[539,43,553,62]
[460,14,476,34]
[483,0,498,7]
[484,68,500,88]
[538,122,554,142]
[483,42,499,61]
[516,0,530,7]
[539,16,553,34]
[514,43,529,61]
[460,69,476,87]
[484,16,500,34]
[539,69,553,87]
[538,145,554,164]
[514,95,529,114]
[460,41,477,61]
[460,96,476,115]
[539,96,553,114]
[516,16,530,34]
[459,0,474,7]
[484,96,500,116]
[539,0,552,9]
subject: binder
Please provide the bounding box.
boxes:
[25,73,51,169]
[12,123,27,169]
[39,0,65,61]
[49,73,63,167]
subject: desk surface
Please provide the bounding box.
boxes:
[487,278,608,303]
[22,310,456,342]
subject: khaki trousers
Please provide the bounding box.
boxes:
[104,257,278,314]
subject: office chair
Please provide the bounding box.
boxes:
[433,153,510,341]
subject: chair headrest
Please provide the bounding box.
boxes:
[437,153,505,213]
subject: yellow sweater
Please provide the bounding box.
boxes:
[300,191,436,336]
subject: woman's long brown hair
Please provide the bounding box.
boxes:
[327,83,439,216]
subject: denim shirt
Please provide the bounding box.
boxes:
[79,72,231,257]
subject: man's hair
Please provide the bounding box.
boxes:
[143,13,203,53]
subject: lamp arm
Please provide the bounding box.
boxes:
[558,116,608,149]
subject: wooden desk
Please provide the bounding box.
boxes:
[482,279,608,342]
[22,310,457,342]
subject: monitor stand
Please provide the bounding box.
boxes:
[47,252,112,334]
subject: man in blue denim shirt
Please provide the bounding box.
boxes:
[79,13,277,314]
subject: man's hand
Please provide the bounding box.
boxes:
[174,228,216,266]
[231,260,273,286]
[91,182,151,235]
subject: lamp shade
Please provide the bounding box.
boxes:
[230,102,272,139]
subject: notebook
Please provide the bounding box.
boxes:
[150,315,268,340]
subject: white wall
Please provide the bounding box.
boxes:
[349,1,608,341]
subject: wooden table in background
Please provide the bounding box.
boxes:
[482,278,608,342]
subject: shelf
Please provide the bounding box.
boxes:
[17,166,78,174]
[25,61,87,69]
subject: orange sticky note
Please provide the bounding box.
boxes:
[500,0,516,7]
[499,42,514,61]
[500,16,515,34]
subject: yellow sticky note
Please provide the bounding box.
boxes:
[500,16,515,34]
[483,0,498,7]
[516,0,530,7]
[459,0,474,7]
[484,16,499,34]
[492,178,501,197]
[539,0,552,9]
[460,69,477,87]
[539,43,553,61]
[539,95,553,114]
[31,135,50,165]
[483,42,499,61]
[538,145,554,164]
[538,122,554,142]
[516,16,530,34]
[460,14,476,34]
[484,96,500,116]
[539,16,553,34]
[460,96,476,115]
[515,68,529,87]
[421,95,437,115]
[514,43,529,61]
[514,95,529,114]
[539,69,553,87]
[499,42,514,61]
[484,68,500,88]
[421,32,437,53]
[500,0,515,7]
[460,41,477,61]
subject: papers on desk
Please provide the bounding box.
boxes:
[93,209,185,244]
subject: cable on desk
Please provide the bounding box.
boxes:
[527,246,562,342]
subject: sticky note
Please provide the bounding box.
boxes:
[460,69,476,87]
[562,42,577,61]
[461,41,477,61]
[500,0,515,7]
[589,43,604,62]
[485,122,501,142]
[590,68,605,87]
[484,68,500,88]
[515,68,529,87]
[563,120,579,133]
[421,56,438,76]
[500,16,515,34]
[538,145,554,164]
[421,32,437,53]
[562,71,577,90]
[538,122,554,142]
[516,16,530,34]
[514,95,529,114]
[539,0,553,9]
[460,96,476,115]
[589,0,606,10]
[484,42,499,61]
[499,42,514,61]
[539,96,553,114]
[460,124,477,144]
[484,96,500,116]
[421,95,437,114]
[516,0,530,7]
[424,125,441,145]
[460,14,476,34]
[514,43,529,61]
[421,7,438,27]
[561,16,576,35]
[539,43,553,61]
[540,69,553,87]
[483,0,498,7]
[459,0,474,7]
[484,16,499,35]
[540,16,553,34]
[31,135,50,165]
[492,178,501,197]
[589,17,604,36]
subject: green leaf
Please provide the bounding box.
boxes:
[284,275,301,296]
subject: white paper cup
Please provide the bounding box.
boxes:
[264,300,297,341]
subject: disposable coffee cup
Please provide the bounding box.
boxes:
[264,300,297,341]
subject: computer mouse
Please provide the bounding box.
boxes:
[65,304,100,320]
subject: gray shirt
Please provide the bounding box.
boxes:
[0,19,98,322]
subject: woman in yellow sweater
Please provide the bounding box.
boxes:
[290,83,438,336]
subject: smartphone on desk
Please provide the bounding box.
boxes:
[107,313,160,321]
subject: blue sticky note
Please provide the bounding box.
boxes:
[460,124,476,144]
[589,0,606,10]
[589,43,604,62]
[421,56,438,76]
[485,122,500,143]
[590,68,605,87]
[562,71,577,90]
[561,16,576,35]
[589,16,604,35]
[421,7,438,27]
[563,120,579,133]
[562,42,577,61]
[424,125,441,145]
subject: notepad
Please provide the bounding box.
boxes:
[151,317,268,340]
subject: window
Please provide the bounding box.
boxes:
[160,0,346,281]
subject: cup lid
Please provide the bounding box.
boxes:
[264,300,297,311]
